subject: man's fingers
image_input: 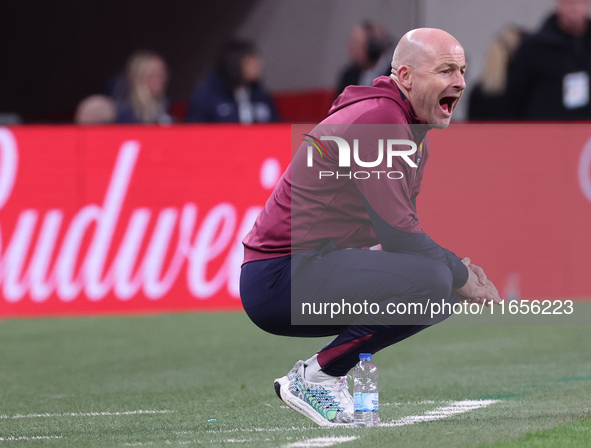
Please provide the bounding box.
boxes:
[483,286,501,304]
[484,280,502,302]
[463,296,493,307]
[472,282,500,304]
[470,263,487,284]
[456,275,502,306]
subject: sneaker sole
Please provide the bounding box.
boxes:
[274,378,352,428]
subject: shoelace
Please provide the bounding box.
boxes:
[296,376,346,412]
[309,388,343,411]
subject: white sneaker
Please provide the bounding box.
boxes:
[274,361,354,427]
[274,360,304,392]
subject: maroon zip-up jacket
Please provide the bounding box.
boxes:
[243,76,468,288]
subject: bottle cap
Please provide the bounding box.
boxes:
[359,353,372,361]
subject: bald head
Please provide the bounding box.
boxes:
[389,28,466,128]
[391,28,463,74]
[74,95,116,125]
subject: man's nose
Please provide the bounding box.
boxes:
[454,72,466,91]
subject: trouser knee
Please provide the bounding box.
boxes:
[419,260,454,300]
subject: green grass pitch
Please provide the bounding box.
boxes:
[1,308,590,447]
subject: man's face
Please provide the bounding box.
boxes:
[556,0,591,35]
[241,55,263,84]
[408,45,466,128]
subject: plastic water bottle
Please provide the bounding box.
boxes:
[353,353,379,427]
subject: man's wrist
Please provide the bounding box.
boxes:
[451,260,469,289]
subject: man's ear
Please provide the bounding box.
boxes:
[397,65,413,90]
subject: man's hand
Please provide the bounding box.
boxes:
[454,257,501,306]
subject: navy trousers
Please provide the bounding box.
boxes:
[240,240,458,376]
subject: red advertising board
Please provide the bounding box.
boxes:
[0,125,291,317]
[0,124,590,317]
[422,124,591,302]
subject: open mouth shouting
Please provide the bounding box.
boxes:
[438,95,460,116]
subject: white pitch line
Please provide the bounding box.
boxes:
[0,435,62,441]
[201,401,449,434]
[125,439,277,446]
[198,400,498,435]
[381,400,442,406]
[0,410,174,419]
[220,438,273,443]
[283,437,358,448]
[204,426,318,434]
[380,399,499,427]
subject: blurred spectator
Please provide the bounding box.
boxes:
[186,40,279,124]
[74,95,116,125]
[336,20,394,96]
[506,0,591,120]
[105,72,129,105]
[468,25,528,121]
[116,50,172,124]
[0,113,21,126]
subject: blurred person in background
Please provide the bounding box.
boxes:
[468,25,528,121]
[186,40,279,124]
[105,72,129,105]
[116,50,172,124]
[74,95,116,125]
[506,0,591,120]
[0,113,21,126]
[336,20,394,96]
